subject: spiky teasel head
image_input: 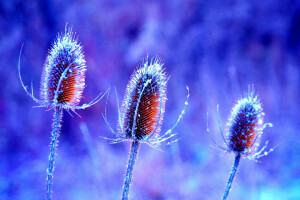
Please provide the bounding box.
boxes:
[40,26,86,108]
[18,24,108,111]
[224,86,273,159]
[207,86,273,160]
[226,88,264,154]
[119,58,167,140]
[102,57,189,149]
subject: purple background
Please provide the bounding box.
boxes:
[1,0,300,199]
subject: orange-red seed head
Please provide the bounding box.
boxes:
[227,91,264,153]
[120,59,167,140]
[40,27,86,108]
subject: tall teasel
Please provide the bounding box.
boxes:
[18,25,108,200]
[207,86,273,200]
[102,57,189,200]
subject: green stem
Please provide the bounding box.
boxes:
[46,106,63,200]
[122,140,140,200]
[222,153,241,200]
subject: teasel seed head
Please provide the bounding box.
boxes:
[206,86,273,160]
[19,24,108,112]
[102,57,189,148]
[119,58,168,140]
[226,87,264,154]
[40,26,86,108]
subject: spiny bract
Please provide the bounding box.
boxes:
[40,27,86,108]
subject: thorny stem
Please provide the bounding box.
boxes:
[122,140,140,200]
[222,153,241,200]
[46,106,63,200]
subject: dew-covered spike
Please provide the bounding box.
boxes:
[227,88,264,154]
[119,58,167,140]
[40,26,86,108]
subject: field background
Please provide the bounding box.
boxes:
[0,0,299,199]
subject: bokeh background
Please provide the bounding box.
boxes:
[1,0,300,199]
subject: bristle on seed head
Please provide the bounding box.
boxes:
[119,58,168,140]
[40,26,86,108]
[226,87,264,154]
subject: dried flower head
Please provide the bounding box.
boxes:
[226,88,264,154]
[207,86,273,160]
[102,57,189,149]
[18,25,108,112]
[40,27,86,108]
[120,58,167,140]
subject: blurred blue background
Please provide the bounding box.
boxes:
[1,0,300,199]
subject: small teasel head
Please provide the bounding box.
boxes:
[226,86,272,156]
[40,26,86,108]
[206,86,273,160]
[119,58,168,141]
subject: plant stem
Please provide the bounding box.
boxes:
[222,153,241,200]
[122,140,140,200]
[46,106,63,200]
